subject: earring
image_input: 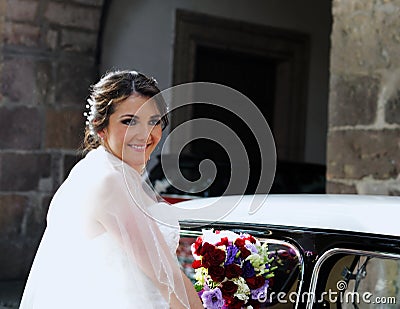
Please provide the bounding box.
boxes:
[98,131,105,141]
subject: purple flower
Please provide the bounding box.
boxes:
[245,243,258,253]
[198,289,204,299]
[201,287,224,309]
[251,280,269,300]
[242,260,255,278]
[224,245,240,266]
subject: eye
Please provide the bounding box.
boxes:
[149,119,161,126]
[121,118,136,126]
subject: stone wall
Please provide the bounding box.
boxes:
[327,0,400,195]
[0,0,103,280]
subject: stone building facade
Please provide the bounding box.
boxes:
[327,0,400,195]
[0,0,104,280]
[0,0,399,282]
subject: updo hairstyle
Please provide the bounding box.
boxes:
[83,70,168,153]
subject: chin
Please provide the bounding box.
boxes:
[128,158,146,166]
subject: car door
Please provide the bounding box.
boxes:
[307,232,400,309]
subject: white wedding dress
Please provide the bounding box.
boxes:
[19,146,189,308]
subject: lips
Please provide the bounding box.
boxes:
[128,144,146,151]
[127,143,152,152]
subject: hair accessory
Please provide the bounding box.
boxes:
[85,98,97,135]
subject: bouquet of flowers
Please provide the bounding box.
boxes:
[191,229,277,309]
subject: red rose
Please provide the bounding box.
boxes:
[192,260,202,269]
[208,265,225,282]
[246,276,256,289]
[220,280,238,296]
[201,252,212,268]
[246,275,265,289]
[222,293,234,305]
[193,236,203,255]
[211,248,226,266]
[225,263,242,279]
[239,246,251,259]
[246,235,257,244]
[216,236,229,246]
[202,248,226,267]
[268,277,274,288]
[254,275,266,289]
[198,242,214,256]
[234,238,245,247]
[227,296,245,309]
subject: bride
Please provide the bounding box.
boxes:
[19,70,202,308]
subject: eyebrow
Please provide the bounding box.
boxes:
[119,114,137,119]
[119,114,161,119]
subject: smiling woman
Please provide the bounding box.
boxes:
[19,70,202,309]
[83,71,168,173]
[100,93,163,173]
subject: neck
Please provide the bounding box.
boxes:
[101,145,145,175]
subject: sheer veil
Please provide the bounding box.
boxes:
[19,146,190,308]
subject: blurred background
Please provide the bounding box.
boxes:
[0,0,399,307]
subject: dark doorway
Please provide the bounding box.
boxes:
[191,45,278,193]
[168,10,322,195]
[194,45,276,133]
[173,9,310,162]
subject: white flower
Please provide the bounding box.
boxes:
[201,229,240,245]
[194,268,207,286]
[191,243,200,259]
[233,277,250,302]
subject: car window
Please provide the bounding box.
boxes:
[178,230,304,308]
[311,249,400,308]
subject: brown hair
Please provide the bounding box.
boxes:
[82,70,168,153]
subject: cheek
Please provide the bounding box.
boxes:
[151,127,162,144]
[115,127,128,142]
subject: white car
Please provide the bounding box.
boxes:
[175,194,400,309]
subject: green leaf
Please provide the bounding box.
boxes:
[194,282,203,292]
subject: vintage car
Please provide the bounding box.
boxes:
[1,194,399,309]
[175,194,400,309]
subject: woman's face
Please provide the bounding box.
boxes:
[101,94,162,173]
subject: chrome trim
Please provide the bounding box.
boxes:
[161,194,203,199]
[180,229,202,238]
[307,248,400,309]
[258,237,305,309]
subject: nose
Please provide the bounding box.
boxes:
[133,123,152,141]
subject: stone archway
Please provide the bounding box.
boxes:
[0,0,105,280]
